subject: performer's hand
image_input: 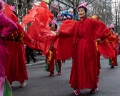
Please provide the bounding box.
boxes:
[1,34,5,40]
[96,38,101,42]
[49,45,53,49]
[114,47,118,50]
[31,39,34,43]
[56,31,59,35]
[51,30,56,34]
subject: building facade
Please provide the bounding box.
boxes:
[49,0,73,17]
[3,0,73,20]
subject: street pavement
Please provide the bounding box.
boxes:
[12,56,120,96]
[26,55,45,66]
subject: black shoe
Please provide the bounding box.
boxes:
[111,66,114,68]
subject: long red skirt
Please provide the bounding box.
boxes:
[5,41,28,83]
[70,39,98,90]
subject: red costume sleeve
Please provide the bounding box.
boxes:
[59,20,76,35]
[92,19,115,57]
[57,20,76,60]
[40,27,56,55]
[13,24,34,49]
[2,4,18,23]
[21,2,54,53]
[21,6,37,27]
[113,34,118,48]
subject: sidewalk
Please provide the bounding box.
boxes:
[26,55,45,67]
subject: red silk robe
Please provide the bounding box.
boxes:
[5,24,29,83]
[5,41,28,83]
[58,18,112,90]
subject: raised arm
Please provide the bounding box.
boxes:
[58,20,76,36]
[92,19,115,57]
[92,19,110,40]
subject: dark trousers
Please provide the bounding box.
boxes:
[26,54,36,63]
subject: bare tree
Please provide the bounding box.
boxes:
[112,0,120,33]
[91,0,112,24]
[7,0,34,22]
[65,0,112,24]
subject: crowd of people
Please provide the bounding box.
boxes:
[0,0,119,96]
[57,10,74,21]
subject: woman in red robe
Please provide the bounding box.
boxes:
[108,24,118,68]
[0,1,17,95]
[5,24,28,88]
[4,7,28,88]
[58,2,112,95]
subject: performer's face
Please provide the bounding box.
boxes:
[78,8,86,19]
[109,27,114,32]
[50,24,56,31]
[110,29,114,33]
[50,45,53,49]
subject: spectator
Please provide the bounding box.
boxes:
[26,46,36,64]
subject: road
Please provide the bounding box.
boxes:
[12,56,120,96]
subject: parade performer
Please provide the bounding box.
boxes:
[57,2,114,95]
[5,25,28,88]
[26,45,36,64]
[108,24,118,68]
[0,0,18,95]
[45,20,62,76]
[3,4,30,88]
[21,2,62,76]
